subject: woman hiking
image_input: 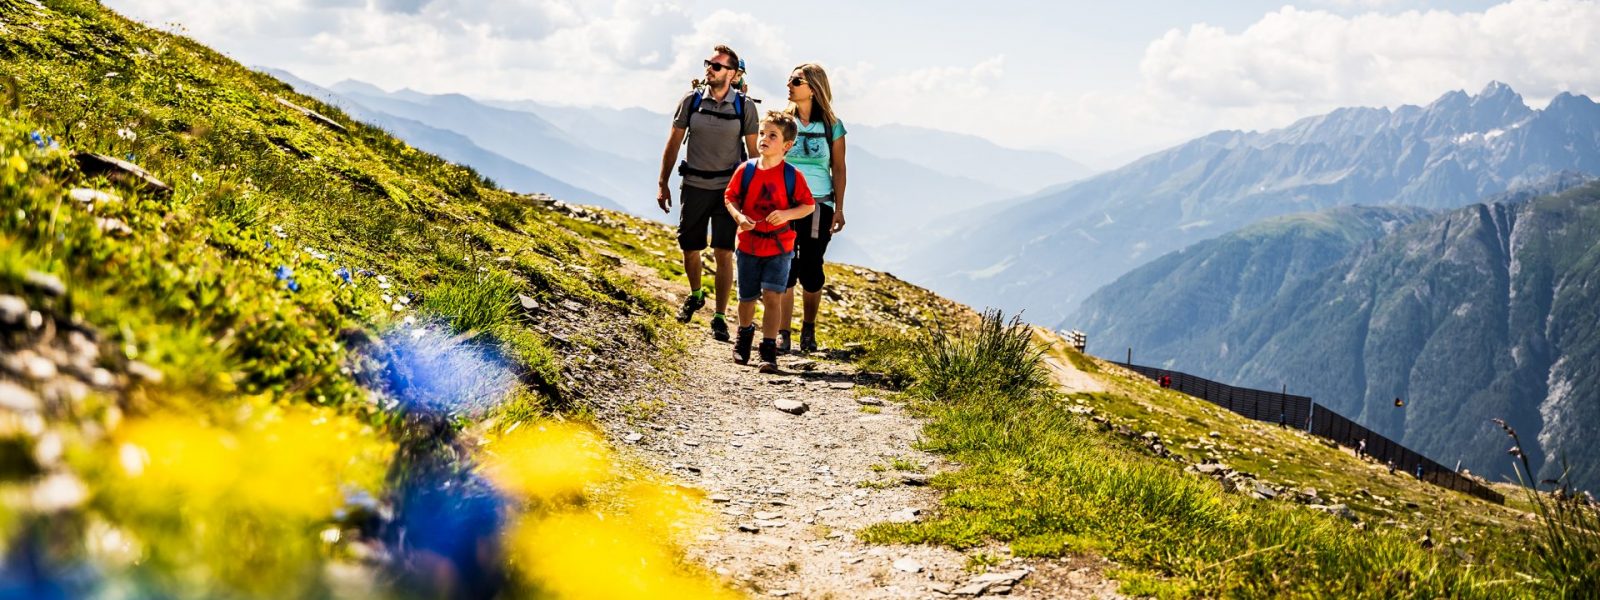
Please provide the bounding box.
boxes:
[778,63,848,354]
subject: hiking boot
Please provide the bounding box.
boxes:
[676,293,705,323]
[733,324,755,364]
[710,314,730,342]
[799,324,818,354]
[758,340,779,373]
[777,329,792,354]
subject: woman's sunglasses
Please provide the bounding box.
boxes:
[788,76,807,87]
[703,59,735,72]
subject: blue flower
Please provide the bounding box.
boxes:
[335,267,352,284]
[264,241,274,250]
[288,280,301,293]
[275,265,294,281]
[29,131,45,149]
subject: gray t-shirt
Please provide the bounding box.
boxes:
[673,88,759,191]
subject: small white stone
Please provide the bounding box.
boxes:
[892,557,923,573]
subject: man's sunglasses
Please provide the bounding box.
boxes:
[788,76,808,87]
[703,59,735,72]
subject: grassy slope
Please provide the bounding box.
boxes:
[857,323,1559,599]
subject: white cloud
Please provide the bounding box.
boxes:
[832,56,1006,132]
[1138,0,1600,115]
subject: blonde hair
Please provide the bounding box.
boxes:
[784,63,837,131]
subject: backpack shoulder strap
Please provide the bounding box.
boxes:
[738,159,761,202]
[689,88,705,115]
[783,163,799,208]
[733,90,745,119]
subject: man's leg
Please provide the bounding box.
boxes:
[713,249,734,316]
[675,186,713,323]
[683,250,703,294]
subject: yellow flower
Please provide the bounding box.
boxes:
[480,422,611,500]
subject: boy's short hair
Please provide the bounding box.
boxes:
[762,111,797,142]
[713,44,741,71]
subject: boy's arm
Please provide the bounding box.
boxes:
[723,166,756,230]
[773,172,816,221]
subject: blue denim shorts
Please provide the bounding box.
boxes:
[736,251,793,302]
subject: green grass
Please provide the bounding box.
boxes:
[857,312,1556,599]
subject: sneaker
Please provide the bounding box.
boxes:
[758,340,779,373]
[733,325,755,364]
[710,315,730,342]
[777,329,792,354]
[799,324,818,354]
[676,293,705,323]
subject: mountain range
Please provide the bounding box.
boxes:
[1075,174,1600,490]
[898,82,1600,327]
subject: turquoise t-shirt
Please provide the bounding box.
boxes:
[786,117,846,201]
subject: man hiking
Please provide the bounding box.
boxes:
[658,44,759,341]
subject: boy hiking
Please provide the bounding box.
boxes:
[658,44,759,341]
[725,112,815,373]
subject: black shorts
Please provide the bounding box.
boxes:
[787,200,833,293]
[677,185,735,251]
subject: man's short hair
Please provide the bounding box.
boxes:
[762,111,797,142]
[713,45,741,71]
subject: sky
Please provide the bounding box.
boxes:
[103,0,1600,169]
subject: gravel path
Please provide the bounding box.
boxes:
[602,321,1123,599]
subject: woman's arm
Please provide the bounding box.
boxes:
[829,135,847,233]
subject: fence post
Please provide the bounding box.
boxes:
[1126,348,1132,366]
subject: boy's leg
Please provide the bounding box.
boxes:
[760,290,784,340]
[738,299,757,329]
[732,250,760,363]
[757,252,794,372]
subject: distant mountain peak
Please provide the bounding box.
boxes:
[1547,90,1599,112]
[1427,88,1471,111]
[330,79,389,97]
[1479,80,1516,98]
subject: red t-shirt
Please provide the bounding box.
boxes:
[725,161,814,257]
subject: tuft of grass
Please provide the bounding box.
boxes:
[1492,419,1600,597]
[423,270,518,333]
[890,457,922,473]
[912,309,1048,402]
